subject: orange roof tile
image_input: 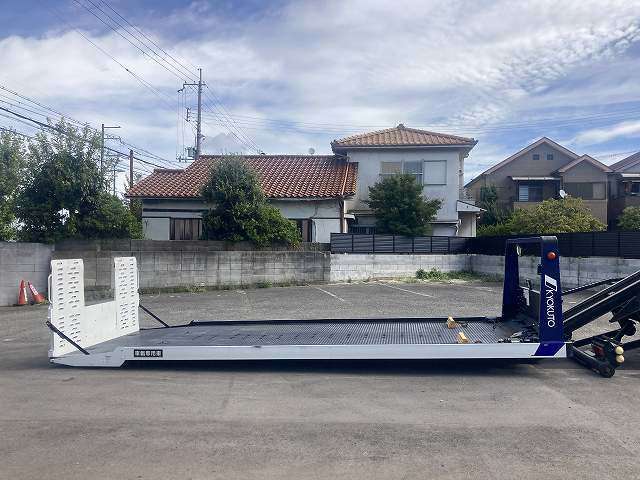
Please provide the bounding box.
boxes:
[332,124,476,150]
[127,155,358,199]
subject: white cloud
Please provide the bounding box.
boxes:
[0,0,639,166]
[572,120,640,145]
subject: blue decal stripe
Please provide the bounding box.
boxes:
[533,342,565,357]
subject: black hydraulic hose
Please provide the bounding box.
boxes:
[139,304,170,328]
[45,321,90,355]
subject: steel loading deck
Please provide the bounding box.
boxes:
[47,237,639,375]
[51,317,550,367]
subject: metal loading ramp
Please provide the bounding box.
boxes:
[46,236,639,375]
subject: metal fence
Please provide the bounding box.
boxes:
[331,233,471,254]
[330,231,640,258]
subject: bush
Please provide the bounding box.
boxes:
[367,174,441,236]
[201,156,300,247]
[416,267,447,281]
[618,206,640,231]
[477,197,605,236]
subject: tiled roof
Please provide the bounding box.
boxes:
[127,155,358,199]
[610,151,640,172]
[465,137,580,187]
[556,154,611,173]
[331,124,476,150]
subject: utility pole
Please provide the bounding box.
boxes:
[181,69,205,161]
[101,123,120,173]
[112,165,117,196]
[129,149,134,190]
[196,68,203,161]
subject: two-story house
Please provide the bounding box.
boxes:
[465,137,611,224]
[127,125,481,242]
[332,124,481,236]
[608,151,640,227]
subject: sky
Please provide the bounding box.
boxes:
[1,0,640,185]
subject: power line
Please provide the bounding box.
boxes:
[0,106,170,170]
[0,124,35,138]
[98,0,199,80]
[202,87,261,152]
[73,0,191,82]
[0,85,89,127]
[80,0,261,154]
[37,0,175,109]
[0,83,176,168]
[199,104,640,137]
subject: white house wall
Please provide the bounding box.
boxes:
[141,198,342,243]
[345,148,464,223]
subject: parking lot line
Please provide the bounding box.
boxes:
[377,282,432,297]
[308,285,346,302]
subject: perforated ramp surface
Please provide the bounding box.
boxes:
[85,318,520,354]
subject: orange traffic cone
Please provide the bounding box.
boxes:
[28,282,46,304]
[17,280,28,306]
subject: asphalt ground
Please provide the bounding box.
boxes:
[1,280,639,480]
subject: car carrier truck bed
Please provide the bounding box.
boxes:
[46,237,640,376]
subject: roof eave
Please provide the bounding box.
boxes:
[331,142,477,152]
[130,194,355,201]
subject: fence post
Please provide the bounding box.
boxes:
[351,234,354,253]
[412,236,415,254]
[372,234,375,253]
[617,231,621,258]
[569,233,573,257]
[447,236,451,254]
[591,232,595,256]
[392,235,396,253]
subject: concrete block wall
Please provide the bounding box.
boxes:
[52,247,330,291]
[0,243,53,306]
[3,239,640,306]
[330,253,640,289]
[329,253,471,282]
[471,254,640,289]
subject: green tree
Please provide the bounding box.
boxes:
[15,120,142,243]
[618,206,640,231]
[200,156,300,247]
[477,196,605,236]
[366,174,442,236]
[0,130,26,240]
[477,185,508,226]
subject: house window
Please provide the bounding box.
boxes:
[563,182,606,200]
[170,218,202,240]
[547,153,554,160]
[379,160,424,184]
[631,183,640,194]
[518,183,543,202]
[380,161,402,178]
[295,219,313,242]
[424,160,447,185]
[404,161,423,183]
[532,154,540,161]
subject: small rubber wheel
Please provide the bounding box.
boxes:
[598,365,615,378]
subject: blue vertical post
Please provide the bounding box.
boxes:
[538,237,563,343]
